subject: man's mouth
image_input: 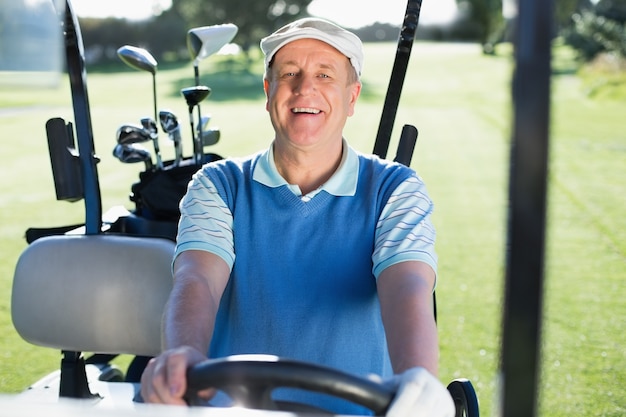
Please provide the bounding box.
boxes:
[291,107,321,114]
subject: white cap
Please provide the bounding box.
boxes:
[260,18,364,78]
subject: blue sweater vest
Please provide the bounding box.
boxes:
[204,152,413,414]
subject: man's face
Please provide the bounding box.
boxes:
[264,38,361,151]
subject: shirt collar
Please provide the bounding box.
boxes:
[252,139,359,197]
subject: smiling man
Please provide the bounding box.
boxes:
[140,18,454,417]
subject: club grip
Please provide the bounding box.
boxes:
[393,124,418,167]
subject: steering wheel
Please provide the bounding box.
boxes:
[185,354,395,414]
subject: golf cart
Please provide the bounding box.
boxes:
[8,0,482,415]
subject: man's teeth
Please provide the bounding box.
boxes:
[292,107,321,114]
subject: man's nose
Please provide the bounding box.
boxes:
[294,75,316,95]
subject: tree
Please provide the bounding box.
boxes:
[456,0,502,46]
[459,0,604,54]
[563,0,626,61]
[169,0,315,53]
[79,17,185,64]
[555,0,594,30]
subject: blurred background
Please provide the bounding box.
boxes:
[61,0,625,68]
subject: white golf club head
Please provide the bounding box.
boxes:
[187,24,238,66]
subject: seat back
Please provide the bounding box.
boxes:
[11,234,175,357]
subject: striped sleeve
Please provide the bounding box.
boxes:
[174,172,235,270]
[372,175,437,278]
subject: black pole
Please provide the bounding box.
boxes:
[63,0,102,235]
[372,0,422,159]
[500,0,553,416]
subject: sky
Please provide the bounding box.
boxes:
[70,0,459,28]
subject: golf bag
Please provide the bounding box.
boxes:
[129,155,221,222]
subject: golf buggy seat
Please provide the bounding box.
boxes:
[12,234,174,400]
[12,234,174,359]
[11,233,478,416]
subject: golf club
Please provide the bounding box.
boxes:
[181,85,211,165]
[112,143,154,170]
[141,116,163,169]
[116,123,152,145]
[197,115,210,134]
[187,24,238,85]
[184,24,238,165]
[196,114,220,146]
[117,45,163,169]
[201,128,220,147]
[159,110,183,166]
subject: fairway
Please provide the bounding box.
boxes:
[0,41,624,417]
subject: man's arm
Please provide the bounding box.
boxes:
[140,250,230,404]
[377,260,438,375]
[378,261,454,417]
[163,250,231,351]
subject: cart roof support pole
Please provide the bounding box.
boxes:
[499,0,553,416]
[63,0,102,235]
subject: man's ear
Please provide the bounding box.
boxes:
[347,82,362,117]
[263,78,270,111]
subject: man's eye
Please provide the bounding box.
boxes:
[318,74,330,78]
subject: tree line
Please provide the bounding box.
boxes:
[76,0,624,65]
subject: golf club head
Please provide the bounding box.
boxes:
[141,116,158,136]
[187,24,238,66]
[158,110,183,165]
[117,123,152,145]
[197,115,211,132]
[117,45,157,75]
[181,86,211,108]
[113,143,153,168]
[202,128,220,147]
[159,110,180,133]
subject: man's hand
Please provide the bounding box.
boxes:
[140,346,213,405]
[386,367,455,417]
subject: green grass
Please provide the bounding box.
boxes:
[0,41,624,417]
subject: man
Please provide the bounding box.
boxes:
[141,17,454,416]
